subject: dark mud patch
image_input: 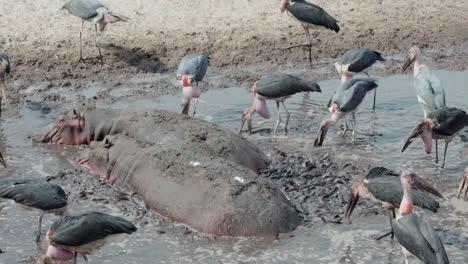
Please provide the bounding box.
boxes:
[46,169,163,228]
[260,151,386,226]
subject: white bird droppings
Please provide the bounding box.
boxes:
[190,161,201,167]
[234,176,245,183]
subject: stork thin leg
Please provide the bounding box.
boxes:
[342,119,349,137]
[372,89,377,110]
[192,98,199,117]
[1,78,7,109]
[76,21,86,66]
[94,24,104,66]
[274,101,282,135]
[0,79,4,116]
[82,254,89,264]
[352,113,357,141]
[441,140,449,169]
[284,26,312,64]
[303,26,312,64]
[435,139,439,163]
[376,208,395,240]
[73,252,78,264]
[192,83,200,117]
[363,72,376,110]
[282,101,290,134]
[36,214,44,243]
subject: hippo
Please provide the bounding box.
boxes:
[34,109,301,236]
[34,109,268,172]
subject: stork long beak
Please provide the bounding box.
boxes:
[457,170,468,199]
[412,175,444,199]
[0,151,6,168]
[239,115,247,134]
[401,55,416,73]
[345,185,360,219]
[401,121,427,152]
[239,111,252,134]
[314,120,329,147]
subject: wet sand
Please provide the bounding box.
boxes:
[0,0,468,263]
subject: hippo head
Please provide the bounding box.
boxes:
[33,110,87,145]
[79,137,114,180]
[78,135,134,184]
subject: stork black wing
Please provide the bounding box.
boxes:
[255,73,320,98]
[287,0,339,32]
[49,212,137,247]
[429,107,468,136]
[0,180,67,211]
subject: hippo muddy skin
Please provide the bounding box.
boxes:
[33,109,268,172]
[34,109,301,236]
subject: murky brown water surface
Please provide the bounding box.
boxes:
[1,70,467,263]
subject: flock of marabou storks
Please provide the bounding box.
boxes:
[0,0,466,263]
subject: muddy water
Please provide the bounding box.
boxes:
[1,70,468,263]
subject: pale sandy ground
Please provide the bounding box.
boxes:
[0,0,467,105]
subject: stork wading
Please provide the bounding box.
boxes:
[334,48,385,110]
[39,212,137,264]
[0,180,67,243]
[176,53,209,116]
[239,73,320,135]
[345,167,443,240]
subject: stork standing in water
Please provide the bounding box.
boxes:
[0,52,11,114]
[334,48,385,110]
[345,167,443,240]
[402,107,468,168]
[392,171,450,264]
[62,0,129,65]
[0,180,67,242]
[314,78,377,146]
[176,53,209,116]
[402,46,447,159]
[39,212,137,264]
[280,0,339,63]
[239,73,321,135]
[457,167,468,200]
[401,46,446,117]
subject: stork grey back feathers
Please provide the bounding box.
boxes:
[0,52,11,75]
[367,177,440,212]
[393,212,449,264]
[329,78,378,112]
[286,0,339,32]
[49,212,137,247]
[255,73,321,98]
[0,180,67,211]
[63,0,105,20]
[335,48,385,73]
[176,53,210,82]
[415,68,446,113]
[428,107,468,136]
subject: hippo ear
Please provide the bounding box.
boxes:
[72,110,85,129]
[103,138,113,149]
[56,116,66,128]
